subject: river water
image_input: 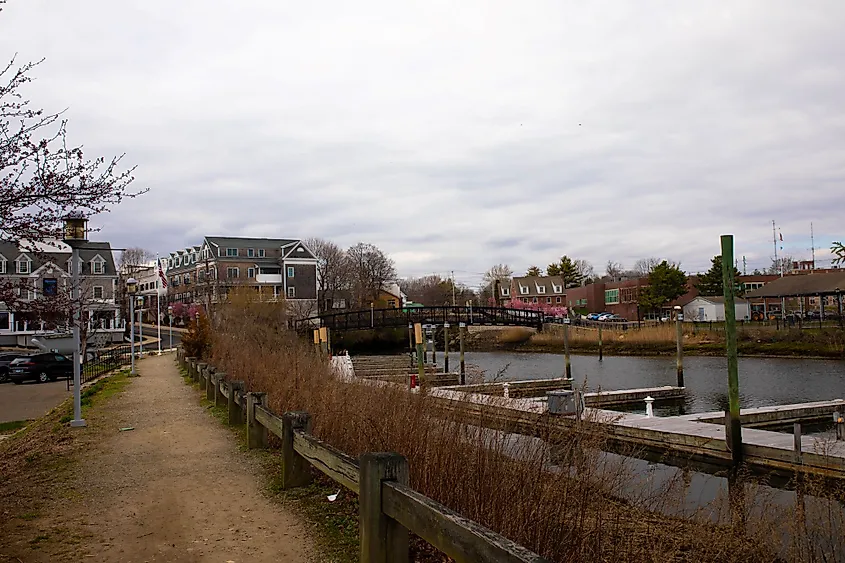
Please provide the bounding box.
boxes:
[437,351,845,415]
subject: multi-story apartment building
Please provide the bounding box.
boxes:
[163,237,318,309]
[0,241,123,347]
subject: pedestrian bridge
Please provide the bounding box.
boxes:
[299,306,544,331]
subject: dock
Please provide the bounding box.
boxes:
[676,399,845,428]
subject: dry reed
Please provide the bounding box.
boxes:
[206,297,844,562]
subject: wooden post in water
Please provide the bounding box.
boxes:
[674,305,684,387]
[563,317,572,380]
[721,234,743,467]
[597,324,603,361]
[459,322,466,385]
[431,326,437,365]
[443,322,450,373]
[414,323,425,388]
[408,323,414,368]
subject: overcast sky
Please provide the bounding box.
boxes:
[2,1,843,289]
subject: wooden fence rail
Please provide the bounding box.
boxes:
[177,350,549,563]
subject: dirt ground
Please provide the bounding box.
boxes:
[0,354,314,562]
[0,379,71,424]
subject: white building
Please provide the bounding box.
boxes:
[683,296,751,322]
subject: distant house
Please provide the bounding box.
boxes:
[507,276,566,307]
[0,240,123,347]
[682,296,751,322]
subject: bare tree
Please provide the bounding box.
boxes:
[1,56,143,244]
[767,256,794,275]
[402,274,477,306]
[605,260,623,280]
[119,247,153,275]
[345,243,396,308]
[303,237,349,312]
[633,257,661,276]
[481,263,513,305]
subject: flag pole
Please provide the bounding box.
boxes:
[156,254,162,355]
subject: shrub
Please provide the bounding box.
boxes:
[181,312,212,359]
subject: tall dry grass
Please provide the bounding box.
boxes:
[207,299,844,562]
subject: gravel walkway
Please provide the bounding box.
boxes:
[68,353,314,562]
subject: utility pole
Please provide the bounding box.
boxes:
[451,270,457,307]
[742,256,747,275]
[811,222,815,269]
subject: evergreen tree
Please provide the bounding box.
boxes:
[638,261,688,313]
[696,255,744,296]
[546,255,583,287]
[526,265,543,277]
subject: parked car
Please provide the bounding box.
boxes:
[8,353,73,384]
[596,313,615,321]
[0,353,23,383]
[587,312,609,321]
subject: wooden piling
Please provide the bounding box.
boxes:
[597,324,603,361]
[721,234,743,467]
[414,324,425,388]
[444,322,450,373]
[359,452,410,563]
[431,327,436,365]
[408,323,414,368]
[675,308,685,387]
[562,319,572,380]
[459,323,466,385]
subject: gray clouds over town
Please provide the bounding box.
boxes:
[2,1,843,287]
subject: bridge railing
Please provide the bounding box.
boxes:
[298,305,544,331]
[179,351,549,563]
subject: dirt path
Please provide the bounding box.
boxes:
[34,354,313,562]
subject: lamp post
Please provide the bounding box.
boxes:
[63,213,88,428]
[167,305,174,350]
[137,296,144,358]
[126,278,138,376]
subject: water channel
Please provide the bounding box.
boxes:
[423,351,845,554]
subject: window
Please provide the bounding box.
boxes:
[553,285,562,294]
[0,258,5,274]
[501,287,510,296]
[247,267,255,278]
[226,248,238,257]
[184,273,191,285]
[227,267,239,279]
[258,249,265,258]
[198,270,206,282]
[520,285,529,295]
[92,258,104,274]
[43,278,58,297]
[537,285,546,294]
[168,258,173,268]
[556,297,562,303]
[605,288,620,305]
[521,298,528,303]
[287,286,296,298]
[248,248,254,258]
[546,297,552,304]
[0,312,8,331]
[387,299,397,307]
[93,286,104,299]
[15,256,31,274]
[297,247,305,252]
[287,266,295,278]
[532,297,538,303]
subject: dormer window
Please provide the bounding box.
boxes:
[501,287,510,296]
[91,256,105,274]
[258,249,265,258]
[168,258,173,268]
[226,248,238,257]
[553,285,563,294]
[520,285,529,295]
[536,285,546,294]
[297,247,305,252]
[15,255,31,274]
[0,255,6,274]
[247,248,255,258]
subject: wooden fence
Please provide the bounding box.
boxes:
[177,350,549,563]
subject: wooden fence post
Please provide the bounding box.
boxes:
[186,358,196,379]
[206,367,216,401]
[228,380,245,425]
[247,392,268,449]
[282,412,313,489]
[213,372,226,408]
[360,452,410,563]
[197,363,208,388]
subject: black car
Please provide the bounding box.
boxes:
[9,353,73,384]
[0,353,23,383]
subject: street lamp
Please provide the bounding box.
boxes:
[167,305,173,350]
[126,277,138,376]
[137,296,144,357]
[62,212,88,428]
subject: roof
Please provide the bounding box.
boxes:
[205,236,298,249]
[512,275,566,296]
[745,271,845,298]
[0,240,117,276]
[689,296,749,305]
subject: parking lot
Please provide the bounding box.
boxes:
[0,379,70,423]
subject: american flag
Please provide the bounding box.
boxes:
[158,260,168,288]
